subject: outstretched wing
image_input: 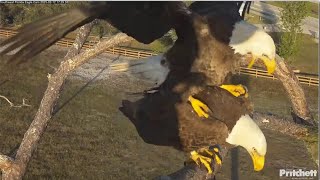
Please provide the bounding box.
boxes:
[0,4,103,63]
[110,2,251,88]
[0,2,188,63]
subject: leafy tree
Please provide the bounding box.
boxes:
[278,2,309,60]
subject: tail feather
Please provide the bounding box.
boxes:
[119,100,138,125]
[110,55,169,86]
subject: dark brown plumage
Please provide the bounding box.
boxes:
[120,83,252,152]
[0,0,255,154]
[0,2,250,65]
[156,2,245,97]
[119,2,254,154]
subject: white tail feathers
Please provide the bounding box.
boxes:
[110,54,170,86]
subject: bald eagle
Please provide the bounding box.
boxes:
[111,1,271,174]
[120,85,266,173]
[0,1,270,175]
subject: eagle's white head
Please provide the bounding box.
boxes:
[226,114,267,171]
[229,20,276,74]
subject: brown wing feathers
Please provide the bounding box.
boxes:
[0,2,189,63]
[119,85,252,151]
[0,6,104,63]
[1,1,254,151]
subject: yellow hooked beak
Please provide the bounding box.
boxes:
[249,150,265,171]
[248,55,276,74]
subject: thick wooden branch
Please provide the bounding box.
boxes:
[240,55,315,126]
[156,147,228,180]
[0,154,14,172]
[272,55,315,126]
[64,20,97,59]
[156,164,211,180]
[1,22,133,179]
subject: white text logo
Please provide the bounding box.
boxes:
[279,169,317,179]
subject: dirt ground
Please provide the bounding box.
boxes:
[0,44,318,179]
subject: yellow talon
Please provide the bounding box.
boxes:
[190,150,213,174]
[260,56,276,74]
[189,146,223,174]
[247,55,276,75]
[203,148,222,165]
[188,96,209,118]
[220,84,248,98]
[248,55,256,69]
[212,148,222,165]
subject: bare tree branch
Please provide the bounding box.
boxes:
[156,164,211,180]
[1,21,133,179]
[273,55,315,126]
[154,48,317,180]
[0,20,314,180]
[0,95,31,108]
[0,154,14,172]
[156,147,228,180]
[64,20,98,59]
[240,54,315,126]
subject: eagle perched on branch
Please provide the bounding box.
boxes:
[0,1,273,175]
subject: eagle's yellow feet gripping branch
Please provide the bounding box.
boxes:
[188,96,210,118]
[220,84,248,98]
[248,55,276,75]
[189,146,222,174]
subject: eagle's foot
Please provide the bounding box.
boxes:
[248,55,257,69]
[260,56,276,74]
[188,96,209,118]
[220,84,248,98]
[248,54,276,74]
[188,145,223,174]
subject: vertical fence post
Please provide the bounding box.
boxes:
[308,78,311,86]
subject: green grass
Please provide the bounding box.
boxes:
[302,130,319,166]
[119,39,169,53]
[0,46,185,179]
[265,1,319,18]
[269,32,319,73]
[0,35,318,178]
[231,75,318,121]
[231,75,318,164]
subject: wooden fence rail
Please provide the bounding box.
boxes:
[0,28,318,86]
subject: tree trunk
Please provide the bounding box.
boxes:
[240,54,315,126]
[0,22,133,179]
[273,55,315,126]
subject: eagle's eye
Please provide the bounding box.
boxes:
[252,147,257,152]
